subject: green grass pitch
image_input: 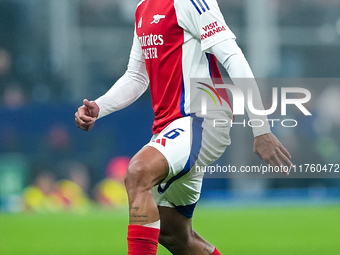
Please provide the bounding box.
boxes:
[0,205,339,255]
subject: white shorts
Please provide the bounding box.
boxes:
[146,112,231,218]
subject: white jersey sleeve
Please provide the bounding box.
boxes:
[211,39,271,137]
[175,0,236,51]
[95,30,149,119]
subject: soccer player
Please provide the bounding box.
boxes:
[75,0,292,254]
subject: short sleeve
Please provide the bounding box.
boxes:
[175,0,236,51]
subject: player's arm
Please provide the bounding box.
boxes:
[75,31,149,131]
[180,0,270,136]
[95,30,149,119]
[177,0,270,135]
[211,39,292,169]
[210,39,270,137]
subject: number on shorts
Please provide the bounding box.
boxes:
[164,128,184,140]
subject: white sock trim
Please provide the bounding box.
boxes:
[143,220,160,229]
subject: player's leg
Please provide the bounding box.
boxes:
[154,113,230,254]
[125,116,194,255]
[125,146,169,255]
[158,206,222,255]
[126,146,169,224]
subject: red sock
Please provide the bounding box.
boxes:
[127,225,160,255]
[212,247,222,255]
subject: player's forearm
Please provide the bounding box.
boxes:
[211,39,271,137]
[225,54,271,137]
[95,58,149,119]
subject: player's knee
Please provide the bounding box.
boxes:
[159,229,193,252]
[159,231,182,252]
[124,160,153,193]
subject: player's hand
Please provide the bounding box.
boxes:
[75,99,99,131]
[253,133,293,175]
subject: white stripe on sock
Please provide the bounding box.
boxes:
[143,220,160,229]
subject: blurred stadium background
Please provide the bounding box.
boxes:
[0,0,340,254]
